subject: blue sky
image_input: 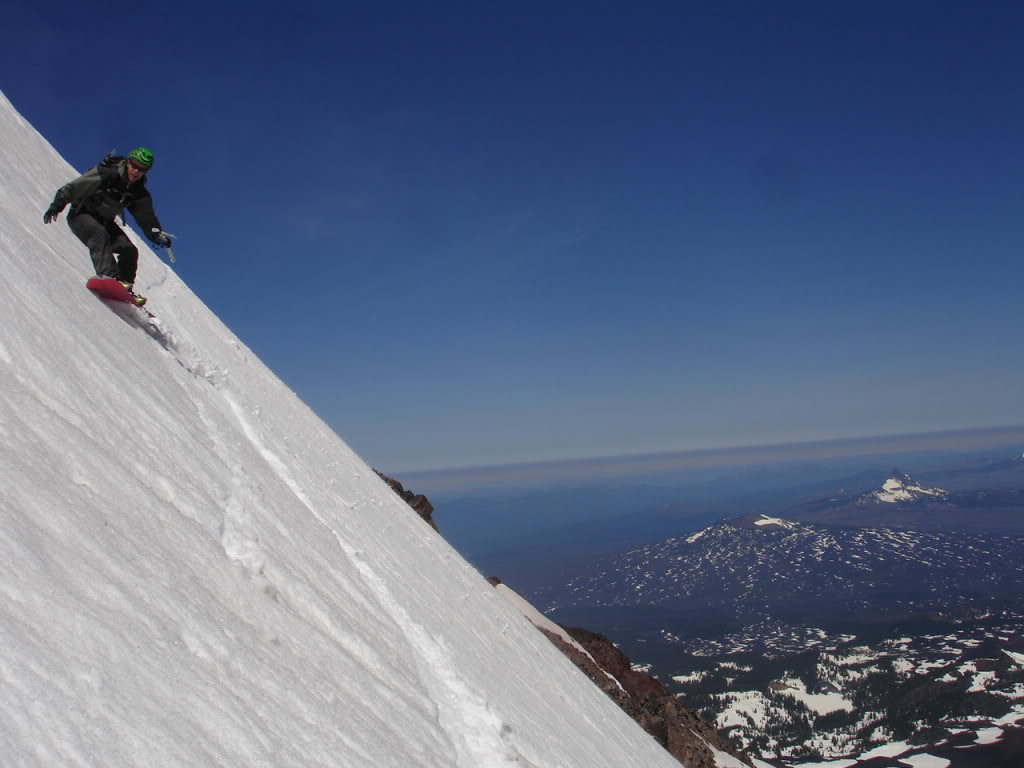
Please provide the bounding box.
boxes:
[5,1,1023,473]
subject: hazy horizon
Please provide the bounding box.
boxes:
[400,423,1024,495]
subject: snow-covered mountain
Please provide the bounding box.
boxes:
[853,470,949,503]
[790,469,1024,533]
[539,514,1024,623]
[0,91,689,767]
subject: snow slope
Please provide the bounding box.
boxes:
[0,91,682,768]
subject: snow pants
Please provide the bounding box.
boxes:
[67,211,139,283]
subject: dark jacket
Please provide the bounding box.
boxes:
[51,158,163,242]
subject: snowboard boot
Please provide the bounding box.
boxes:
[116,280,147,307]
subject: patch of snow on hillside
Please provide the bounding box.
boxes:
[914,658,955,674]
[713,690,770,730]
[776,679,853,715]
[673,670,709,684]
[967,670,998,693]
[958,661,979,676]
[822,648,878,667]
[1003,649,1024,666]
[691,731,751,768]
[893,657,916,675]
[687,528,709,544]
[857,739,911,760]
[900,755,951,768]
[993,705,1024,725]
[974,726,1003,744]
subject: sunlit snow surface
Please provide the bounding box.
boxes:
[0,91,684,768]
[753,515,797,529]
[870,476,947,503]
[900,756,951,768]
[785,741,954,768]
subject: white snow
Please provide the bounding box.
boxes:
[775,679,853,716]
[1003,649,1024,666]
[857,739,911,760]
[822,648,879,667]
[871,477,946,503]
[973,727,1003,745]
[900,755,950,768]
[992,705,1024,725]
[754,515,796,529]
[966,670,998,693]
[713,690,771,730]
[0,90,683,768]
[494,583,627,694]
[692,730,749,768]
[673,671,709,684]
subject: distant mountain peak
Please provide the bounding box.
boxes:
[752,514,799,530]
[739,514,800,531]
[861,469,948,504]
[687,514,801,542]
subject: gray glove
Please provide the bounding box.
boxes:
[43,202,65,224]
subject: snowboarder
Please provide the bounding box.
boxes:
[43,147,171,306]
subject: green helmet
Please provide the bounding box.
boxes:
[128,146,154,169]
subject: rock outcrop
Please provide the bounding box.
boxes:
[489,578,751,767]
[374,470,437,531]
[548,625,751,767]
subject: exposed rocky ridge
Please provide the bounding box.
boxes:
[374,470,438,531]
[546,625,752,767]
[487,577,751,767]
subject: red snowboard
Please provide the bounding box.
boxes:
[86,278,153,316]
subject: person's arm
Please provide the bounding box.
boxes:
[43,166,104,222]
[128,189,167,244]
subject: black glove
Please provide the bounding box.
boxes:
[43,203,65,224]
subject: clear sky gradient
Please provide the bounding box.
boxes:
[5,1,1022,472]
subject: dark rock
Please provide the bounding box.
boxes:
[374,470,438,531]
[539,623,752,767]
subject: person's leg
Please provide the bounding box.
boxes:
[67,213,117,277]
[108,223,139,284]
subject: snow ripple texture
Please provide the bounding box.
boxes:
[0,90,679,768]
